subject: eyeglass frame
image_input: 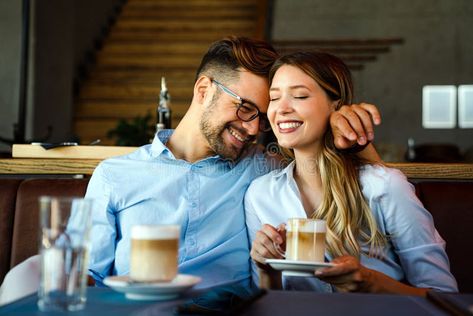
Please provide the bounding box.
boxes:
[211,79,272,132]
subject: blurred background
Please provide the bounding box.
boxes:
[0,0,472,162]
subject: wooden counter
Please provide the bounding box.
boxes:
[0,158,472,179]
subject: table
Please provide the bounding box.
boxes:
[242,291,450,316]
[0,286,462,316]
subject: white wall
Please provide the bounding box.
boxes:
[272,0,473,160]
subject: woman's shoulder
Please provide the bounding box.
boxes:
[359,163,409,197]
[360,163,406,179]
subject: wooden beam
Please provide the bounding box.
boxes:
[273,38,405,46]
[275,46,391,54]
[1,159,472,180]
[386,163,473,180]
[120,10,255,20]
[113,20,255,31]
[0,159,101,175]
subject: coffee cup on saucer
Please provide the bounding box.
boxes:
[285,218,326,262]
[130,225,180,283]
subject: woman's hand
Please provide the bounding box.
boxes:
[250,224,286,266]
[316,255,429,296]
[315,255,373,293]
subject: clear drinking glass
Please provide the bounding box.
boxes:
[37,196,93,312]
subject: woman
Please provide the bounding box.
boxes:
[244,51,457,295]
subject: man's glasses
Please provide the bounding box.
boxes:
[212,79,272,132]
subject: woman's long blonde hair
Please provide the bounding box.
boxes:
[269,52,386,258]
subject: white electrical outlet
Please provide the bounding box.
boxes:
[422,85,456,129]
[458,85,473,128]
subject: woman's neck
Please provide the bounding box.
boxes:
[293,148,324,217]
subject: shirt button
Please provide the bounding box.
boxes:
[191,202,197,208]
[189,239,196,246]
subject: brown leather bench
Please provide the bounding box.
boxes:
[0,179,22,286]
[415,181,473,293]
[0,176,472,292]
[0,178,89,284]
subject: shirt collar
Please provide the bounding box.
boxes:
[150,129,174,158]
[273,159,296,179]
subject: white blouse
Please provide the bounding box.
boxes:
[244,162,458,292]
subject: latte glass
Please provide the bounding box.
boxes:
[130,225,180,282]
[285,218,326,262]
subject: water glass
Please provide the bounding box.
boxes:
[37,196,93,312]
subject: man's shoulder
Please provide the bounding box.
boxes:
[95,144,153,174]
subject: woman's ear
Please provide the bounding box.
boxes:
[330,99,341,112]
[193,76,213,104]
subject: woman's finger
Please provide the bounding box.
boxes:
[253,229,284,259]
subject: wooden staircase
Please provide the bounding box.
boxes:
[74,0,268,145]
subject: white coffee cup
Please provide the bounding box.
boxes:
[130,225,180,282]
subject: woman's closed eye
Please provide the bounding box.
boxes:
[269,95,280,102]
[294,95,308,99]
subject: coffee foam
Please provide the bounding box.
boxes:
[287,219,326,233]
[131,225,180,240]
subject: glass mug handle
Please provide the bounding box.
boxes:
[273,223,286,258]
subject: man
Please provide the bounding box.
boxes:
[85,36,381,289]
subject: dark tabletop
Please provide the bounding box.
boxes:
[1,285,464,316]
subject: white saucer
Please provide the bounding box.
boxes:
[103,274,201,301]
[265,259,334,277]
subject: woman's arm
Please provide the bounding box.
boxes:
[249,224,285,289]
[316,167,458,295]
[316,255,429,296]
[244,188,284,289]
[380,168,458,292]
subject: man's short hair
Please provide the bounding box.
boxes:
[195,36,279,84]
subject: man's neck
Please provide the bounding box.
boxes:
[166,112,214,163]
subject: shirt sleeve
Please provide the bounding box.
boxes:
[244,186,263,287]
[85,163,117,285]
[380,169,458,292]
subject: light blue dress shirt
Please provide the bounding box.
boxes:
[245,162,458,292]
[84,130,272,289]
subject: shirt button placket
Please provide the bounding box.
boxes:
[186,166,200,256]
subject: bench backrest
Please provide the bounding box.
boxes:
[10,178,89,268]
[0,175,472,292]
[414,181,473,293]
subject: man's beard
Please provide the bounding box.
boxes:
[200,97,248,161]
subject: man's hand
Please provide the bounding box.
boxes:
[330,103,381,150]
